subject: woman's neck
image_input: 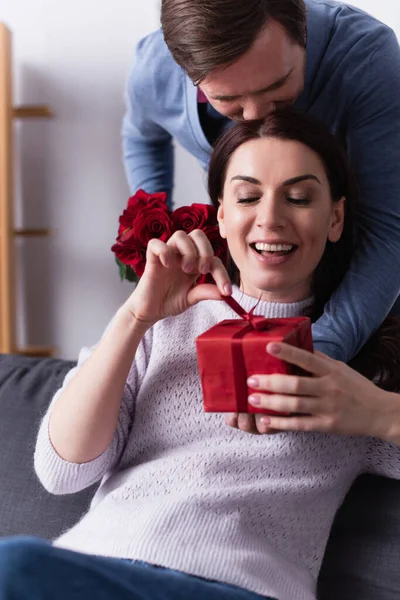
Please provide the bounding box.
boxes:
[239,278,313,305]
[231,285,314,319]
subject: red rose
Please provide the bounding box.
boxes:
[172,204,217,234]
[118,190,169,238]
[127,189,168,211]
[112,191,226,284]
[111,239,146,277]
[196,225,228,284]
[130,205,173,247]
[118,207,137,239]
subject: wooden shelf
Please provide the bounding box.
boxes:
[13,105,53,119]
[0,22,55,356]
[0,22,14,355]
[14,228,54,237]
[15,346,56,358]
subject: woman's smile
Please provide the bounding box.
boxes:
[249,240,298,265]
[217,136,345,302]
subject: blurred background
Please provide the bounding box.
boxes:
[1,0,399,358]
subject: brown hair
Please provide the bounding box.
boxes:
[161,0,307,84]
[208,109,400,391]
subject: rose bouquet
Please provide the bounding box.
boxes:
[111,189,228,283]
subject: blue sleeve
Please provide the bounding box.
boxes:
[121,37,174,200]
[312,29,400,361]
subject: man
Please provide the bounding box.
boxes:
[121,0,400,362]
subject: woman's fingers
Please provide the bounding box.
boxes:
[146,230,232,297]
[186,229,214,273]
[265,414,331,433]
[249,393,317,415]
[266,342,334,377]
[225,412,281,435]
[168,230,208,272]
[248,372,320,397]
[237,413,259,434]
[188,230,232,296]
[148,229,213,272]
[225,413,239,428]
[225,412,260,434]
[146,237,173,268]
[224,345,340,436]
[208,256,232,296]
[225,345,388,439]
[255,413,281,435]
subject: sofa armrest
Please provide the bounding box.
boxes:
[0,353,97,540]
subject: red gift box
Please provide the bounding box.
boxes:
[196,296,313,415]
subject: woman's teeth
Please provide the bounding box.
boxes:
[254,242,294,253]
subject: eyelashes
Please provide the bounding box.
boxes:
[237,196,311,206]
[286,197,311,206]
[237,197,259,204]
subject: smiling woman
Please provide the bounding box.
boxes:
[215,137,344,302]
[208,111,353,300]
[208,109,400,391]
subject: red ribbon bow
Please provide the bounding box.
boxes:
[223,295,266,331]
[220,295,269,412]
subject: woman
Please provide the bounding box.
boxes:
[206,113,400,436]
[0,109,399,600]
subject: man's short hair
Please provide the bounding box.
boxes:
[161,0,307,84]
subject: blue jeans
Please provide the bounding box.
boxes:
[0,536,274,600]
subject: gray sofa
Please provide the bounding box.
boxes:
[1,352,400,599]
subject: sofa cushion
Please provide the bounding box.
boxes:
[0,353,96,540]
[1,353,400,600]
[318,473,400,599]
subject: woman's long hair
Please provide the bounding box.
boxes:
[208,109,400,391]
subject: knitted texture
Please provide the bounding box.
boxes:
[34,287,400,600]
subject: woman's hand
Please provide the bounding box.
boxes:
[227,342,400,443]
[125,229,232,326]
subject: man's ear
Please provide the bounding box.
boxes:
[217,201,226,239]
[328,197,345,243]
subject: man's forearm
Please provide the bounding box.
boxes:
[122,129,174,200]
[312,241,400,362]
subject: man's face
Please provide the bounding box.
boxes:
[199,21,306,121]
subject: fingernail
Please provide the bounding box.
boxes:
[224,283,232,295]
[267,343,281,355]
[260,416,271,425]
[184,262,194,273]
[201,263,210,275]
[248,395,260,405]
[247,377,259,388]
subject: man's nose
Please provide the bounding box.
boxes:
[242,100,275,121]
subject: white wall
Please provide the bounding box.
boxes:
[0,0,398,358]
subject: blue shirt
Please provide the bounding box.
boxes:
[122,0,400,362]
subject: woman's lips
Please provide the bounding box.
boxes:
[250,245,298,265]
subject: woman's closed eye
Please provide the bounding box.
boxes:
[235,193,312,206]
[237,197,260,205]
[286,196,311,206]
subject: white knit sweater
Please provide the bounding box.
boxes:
[34,287,400,600]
